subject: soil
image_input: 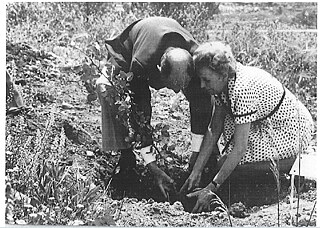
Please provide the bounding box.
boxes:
[6,39,317,226]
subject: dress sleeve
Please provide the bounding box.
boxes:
[232,85,258,125]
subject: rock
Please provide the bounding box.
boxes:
[62,120,95,145]
[86,150,95,157]
[230,202,250,218]
[15,220,27,225]
[68,220,84,226]
[111,151,118,156]
[251,206,260,213]
[6,151,13,155]
[172,201,184,211]
[61,102,74,109]
[171,113,182,120]
[94,214,116,226]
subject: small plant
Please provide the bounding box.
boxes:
[270,156,281,227]
[210,192,233,226]
[75,44,151,148]
[74,40,177,161]
[5,111,105,225]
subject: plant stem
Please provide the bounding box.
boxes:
[306,200,316,227]
[228,179,232,226]
[116,191,126,221]
[296,96,302,226]
[69,44,122,96]
[152,143,170,170]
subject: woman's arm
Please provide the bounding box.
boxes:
[180,104,226,192]
[187,122,251,213]
[206,122,250,191]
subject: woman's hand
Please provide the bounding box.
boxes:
[179,170,202,194]
[148,162,176,200]
[186,187,217,213]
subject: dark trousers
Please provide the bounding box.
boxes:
[128,76,153,147]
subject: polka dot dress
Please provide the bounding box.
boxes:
[215,63,314,164]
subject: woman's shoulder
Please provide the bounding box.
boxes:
[235,63,279,87]
[236,62,271,78]
[232,63,283,96]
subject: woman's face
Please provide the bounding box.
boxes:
[197,66,227,95]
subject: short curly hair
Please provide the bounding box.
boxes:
[193,41,236,79]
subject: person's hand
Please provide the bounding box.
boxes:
[155,169,176,200]
[147,162,176,200]
[179,170,202,194]
[186,188,216,213]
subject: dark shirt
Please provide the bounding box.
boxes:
[105,17,212,135]
[106,17,197,88]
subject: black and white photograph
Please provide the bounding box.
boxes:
[5,2,317,226]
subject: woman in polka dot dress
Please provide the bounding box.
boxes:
[180,41,314,213]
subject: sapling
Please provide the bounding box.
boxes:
[267,119,281,227]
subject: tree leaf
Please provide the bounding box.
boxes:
[80,64,93,81]
[87,93,98,103]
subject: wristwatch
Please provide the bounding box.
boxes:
[211,180,220,189]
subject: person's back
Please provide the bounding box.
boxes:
[106,16,198,89]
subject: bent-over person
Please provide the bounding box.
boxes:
[98,17,213,199]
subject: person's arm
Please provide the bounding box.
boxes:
[180,105,225,192]
[186,122,250,213]
[205,81,257,191]
[147,161,176,199]
[183,77,213,169]
[205,122,250,191]
[191,104,225,174]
